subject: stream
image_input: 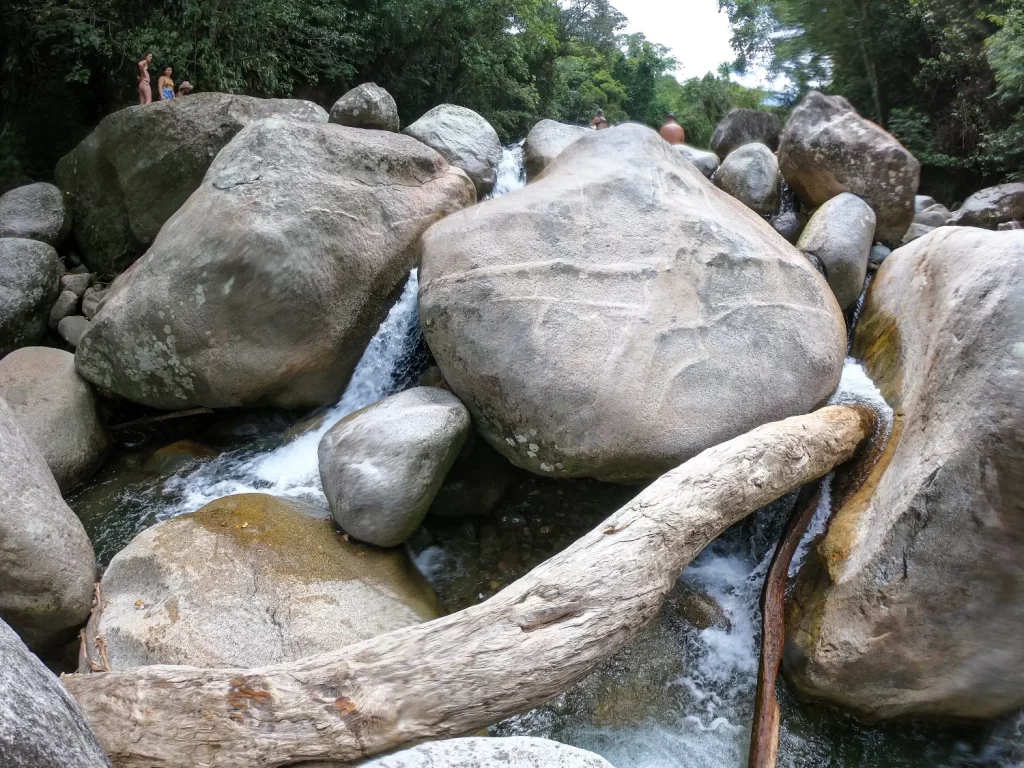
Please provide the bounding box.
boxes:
[69,146,1023,768]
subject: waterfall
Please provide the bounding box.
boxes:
[161,144,528,519]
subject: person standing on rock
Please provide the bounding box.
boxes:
[590,109,609,130]
[157,67,175,101]
[660,113,685,144]
[137,53,153,105]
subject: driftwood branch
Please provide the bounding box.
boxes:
[748,481,824,768]
[64,405,874,768]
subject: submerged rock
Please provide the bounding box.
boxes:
[523,119,590,180]
[54,93,328,275]
[786,227,1024,720]
[403,104,501,197]
[429,433,520,518]
[361,737,613,768]
[779,91,919,246]
[711,108,782,159]
[0,347,108,492]
[0,397,95,651]
[0,618,109,768]
[676,144,720,178]
[0,182,71,247]
[319,387,471,546]
[797,193,876,311]
[715,142,782,216]
[949,182,1024,230]
[0,238,61,357]
[80,493,440,670]
[75,117,473,410]
[420,124,846,482]
[329,82,400,131]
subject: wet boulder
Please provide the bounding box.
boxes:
[0,618,109,768]
[710,108,782,159]
[79,493,440,670]
[0,238,61,357]
[523,119,590,180]
[0,397,95,651]
[779,91,920,246]
[714,142,782,216]
[676,144,720,178]
[772,211,806,244]
[319,387,471,547]
[420,124,846,483]
[403,104,501,197]
[0,348,109,492]
[54,93,328,275]
[796,193,875,310]
[362,737,614,768]
[75,117,474,410]
[949,182,1024,230]
[786,227,1024,720]
[329,82,400,131]
[0,182,71,247]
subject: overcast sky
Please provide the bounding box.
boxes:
[612,0,778,89]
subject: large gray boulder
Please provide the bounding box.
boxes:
[0,347,109,492]
[949,182,1024,229]
[779,91,920,246]
[523,119,590,180]
[75,117,474,410]
[362,737,613,768]
[404,104,501,197]
[329,82,400,131]
[0,619,109,768]
[0,238,61,358]
[319,387,471,547]
[710,108,782,159]
[786,227,1024,720]
[0,183,71,247]
[796,193,876,310]
[419,124,846,483]
[714,142,782,216]
[676,144,720,178]
[54,93,328,275]
[80,493,440,670]
[0,397,95,651]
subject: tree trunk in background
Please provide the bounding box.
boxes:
[64,405,875,768]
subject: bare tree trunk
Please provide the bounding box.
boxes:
[747,481,824,768]
[64,405,874,768]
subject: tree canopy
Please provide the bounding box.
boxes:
[718,0,1024,198]
[0,0,768,187]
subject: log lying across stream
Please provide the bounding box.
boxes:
[64,405,875,768]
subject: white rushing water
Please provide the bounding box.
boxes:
[159,145,529,519]
[504,358,897,768]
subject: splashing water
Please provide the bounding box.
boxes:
[487,141,527,199]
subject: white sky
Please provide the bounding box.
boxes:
[613,0,780,89]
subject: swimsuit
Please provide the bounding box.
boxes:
[161,79,174,99]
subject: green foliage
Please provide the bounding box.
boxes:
[718,0,1024,193]
[0,0,770,185]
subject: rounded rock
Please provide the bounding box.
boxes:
[0,347,109,492]
[362,737,614,768]
[0,182,71,247]
[403,104,502,197]
[0,238,62,357]
[319,387,471,546]
[715,142,782,216]
[797,193,876,310]
[329,82,400,131]
[523,119,591,180]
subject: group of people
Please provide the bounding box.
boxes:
[137,53,193,105]
[589,108,686,144]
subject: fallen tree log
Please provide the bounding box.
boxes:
[748,481,824,768]
[63,405,874,768]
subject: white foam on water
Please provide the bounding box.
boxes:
[486,141,527,199]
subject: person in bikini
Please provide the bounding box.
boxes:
[590,109,609,130]
[137,53,153,105]
[157,67,175,101]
